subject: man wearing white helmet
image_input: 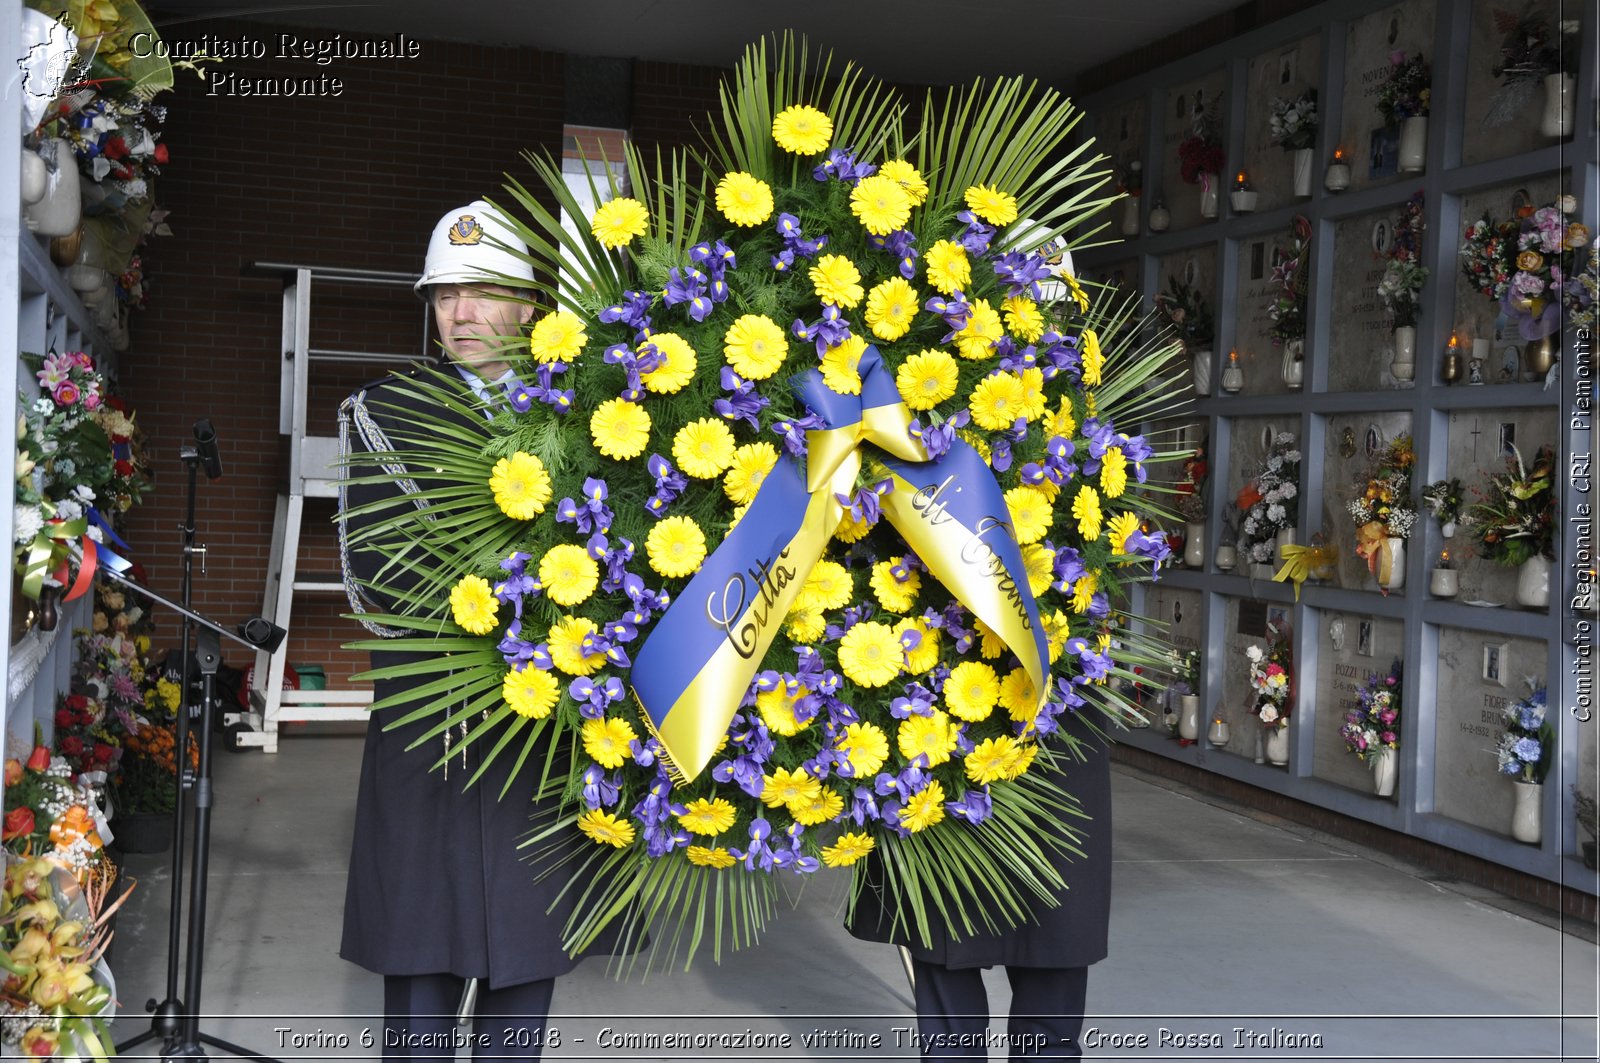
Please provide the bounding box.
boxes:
[337,202,591,1060]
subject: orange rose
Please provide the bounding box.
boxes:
[1516,250,1543,272]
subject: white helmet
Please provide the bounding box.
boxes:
[415,200,536,294]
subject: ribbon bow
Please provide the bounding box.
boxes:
[1273,542,1339,600]
[632,347,1048,782]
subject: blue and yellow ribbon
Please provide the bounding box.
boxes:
[632,347,1048,782]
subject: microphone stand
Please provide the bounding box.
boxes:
[98,565,286,1063]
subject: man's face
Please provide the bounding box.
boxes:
[430,283,533,377]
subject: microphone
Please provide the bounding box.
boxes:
[193,419,223,480]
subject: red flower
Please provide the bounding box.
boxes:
[103,135,129,160]
[92,742,116,764]
[2,807,35,841]
[55,709,74,728]
[26,746,50,772]
[153,143,169,164]
[114,459,134,477]
[108,396,128,413]
[60,735,84,757]
[3,759,21,786]
[65,693,88,710]
[54,381,80,406]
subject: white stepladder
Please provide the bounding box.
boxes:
[231,263,424,751]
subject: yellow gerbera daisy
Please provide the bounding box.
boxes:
[528,311,587,364]
[870,558,921,614]
[646,515,707,579]
[1002,295,1045,343]
[673,417,736,478]
[1006,740,1040,779]
[677,797,737,836]
[449,575,499,634]
[640,332,697,394]
[953,299,1004,360]
[964,184,1019,226]
[833,509,872,543]
[582,716,638,770]
[723,314,789,380]
[973,618,1005,659]
[836,722,889,778]
[1046,397,1077,440]
[864,277,919,341]
[1019,366,1047,421]
[925,239,971,294]
[1070,573,1098,616]
[538,544,600,607]
[785,604,826,643]
[577,808,635,848]
[945,661,1000,722]
[1072,483,1103,541]
[969,371,1028,431]
[715,171,774,227]
[1100,445,1129,498]
[850,173,913,236]
[895,618,940,674]
[790,789,844,826]
[820,335,866,395]
[722,442,778,506]
[502,664,559,720]
[897,709,957,767]
[799,559,853,611]
[489,452,552,520]
[1005,485,1053,545]
[686,845,737,868]
[589,398,651,460]
[772,104,833,154]
[998,667,1039,722]
[760,765,822,810]
[899,781,947,833]
[810,254,865,309]
[1022,542,1056,597]
[966,735,1020,785]
[589,197,649,249]
[756,681,814,737]
[878,160,928,204]
[836,621,903,688]
[1080,328,1104,386]
[1064,271,1090,312]
[820,832,876,868]
[896,348,960,410]
[1107,511,1142,554]
[548,615,605,675]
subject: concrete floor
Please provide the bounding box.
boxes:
[102,733,1598,1062]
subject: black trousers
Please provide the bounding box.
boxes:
[911,960,1088,1061]
[381,974,555,1062]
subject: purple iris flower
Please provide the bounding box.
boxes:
[714,366,770,429]
[570,675,626,720]
[869,228,919,280]
[992,249,1053,299]
[622,572,670,618]
[581,765,621,809]
[1036,330,1081,380]
[496,621,541,667]
[531,362,573,413]
[630,737,660,768]
[836,479,891,528]
[662,266,714,323]
[955,210,996,255]
[1052,546,1087,592]
[793,304,853,355]
[506,377,534,413]
[823,602,876,642]
[813,148,876,183]
[890,687,935,719]
[847,787,881,825]
[599,289,654,339]
[924,290,972,334]
[772,411,825,458]
[731,817,776,871]
[999,342,1040,374]
[947,787,992,824]
[911,410,969,461]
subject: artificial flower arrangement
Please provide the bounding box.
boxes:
[1,746,109,881]
[1174,440,1208,525]
[341,37,1187,967]
[1459,194,1591,341]
[1177,95,1225,187]
[1266,216,1312,345]
[47,693,119,781]
[1376,51,1431,124]
[1421,476,1464,536]
[1376,191,1429,329]
[1154,276,1214,353]
[14,352,148,608]
[1340,659,1401,762]
[1346,433,1418,582]
[1494,680,1551,783]
[1160,647,1200,736]
[1245,619,1293,731]
[1235,432,1302,567]
[1268,89,1318,151]
[1484,10,1581,127]
[0,854,122,1062]
[1464,443,1556,567]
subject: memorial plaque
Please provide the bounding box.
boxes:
[1461,0,1575,166]
[1093,96,1148,238]
[1319,410,1413,592]
[1142,585,1204,719]
[1313,612,1403,792]
[1233,221,1306,396]
[1444,407,1557,607]
[1242,34,1323,215]
[1339,0,1437,195]
[1213,595,1296,763]
[1159,68,1228,233]
[1329,207,1412,392]
[1434,626,1548,835]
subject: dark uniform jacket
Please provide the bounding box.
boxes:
[337,369,601,989]
[844,709,1112,970]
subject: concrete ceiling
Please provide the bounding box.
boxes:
[149,0,1249,88]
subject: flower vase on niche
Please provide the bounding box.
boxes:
[1177,694,1202,741]
[1292,148,1315,198]
[1275,527,1297,566]
[1120,196,1140,238]
[1198,172,1218,219]
[1265,725,1289,765]
[1377,537,1406,592]
[1280,339,1304,389]
[1398,116,1427,173]
[1183,522,1206,569]
[1371,746,1397,797]
[1214,544,1236,571]
[1511,781,1542,844]
[1515,556,1550,610]
[1521,333,1556,381]
[1391,326,1416,382]
[1541,73,1574,138]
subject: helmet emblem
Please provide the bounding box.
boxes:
[447,214,485,245]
